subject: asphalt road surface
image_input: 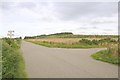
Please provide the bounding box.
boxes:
[21,41,118,78]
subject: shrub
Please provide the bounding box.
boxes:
[79,39,92,45]
[0,40,1,79]
[2,38,27,78]
[79,38,117,46]
[98,38,117,43]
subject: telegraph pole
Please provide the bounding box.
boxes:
[7,30,14,38]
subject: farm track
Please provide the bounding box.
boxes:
[21,41,118,78]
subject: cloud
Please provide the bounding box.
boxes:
[103,29,113,31]
[54,2,117,20]
[0,1,118,37]
[17,2,36,9]
[0,2,15,10]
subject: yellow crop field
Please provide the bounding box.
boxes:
[27,38,110,43]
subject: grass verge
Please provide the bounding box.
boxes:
[91,50,119,64]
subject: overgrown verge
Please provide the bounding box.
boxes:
[2,38,27,79]
[91,44,119,64]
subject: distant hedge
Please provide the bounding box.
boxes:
[48,32,73,35]
[79,38,117,45]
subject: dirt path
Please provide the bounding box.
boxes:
[21,41,118,78]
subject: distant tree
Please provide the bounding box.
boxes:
[19,37,22,39]
[24,36,35,39]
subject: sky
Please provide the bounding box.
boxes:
[0,0,118,38]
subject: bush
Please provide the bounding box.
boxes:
[0,39,2,79]
[79,39,92,45]
[79,38,117,46]
[79,39,99,45]
[2,38,21,49]
[2,38,27,78]
[98,38,117,43]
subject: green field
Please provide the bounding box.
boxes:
[2,38,27,79]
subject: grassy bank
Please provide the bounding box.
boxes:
[91,44,119,64]
[2,38,27,79]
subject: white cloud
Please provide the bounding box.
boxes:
[0,1,118,38]
[0,0,119,2]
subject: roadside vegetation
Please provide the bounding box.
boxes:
[91,44,119,64]
[0,39,2,79]
[2,38,27,79]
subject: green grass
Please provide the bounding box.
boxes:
[2,38,27,79]
[91,50,119,64]
[29,41,104,48]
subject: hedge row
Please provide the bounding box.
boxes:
[2,38,27,79]
[79,38,117,45]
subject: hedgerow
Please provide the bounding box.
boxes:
[2,38,27,79]
[79,38,117,46]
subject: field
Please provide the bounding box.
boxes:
[26,37,117,48]
[2,38,27,79]
[25,32,118,44]
[27,38,105,43]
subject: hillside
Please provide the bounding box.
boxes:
[24,32,118,39]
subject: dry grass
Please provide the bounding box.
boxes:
[27,38,105,43]
[107,44,118,57]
